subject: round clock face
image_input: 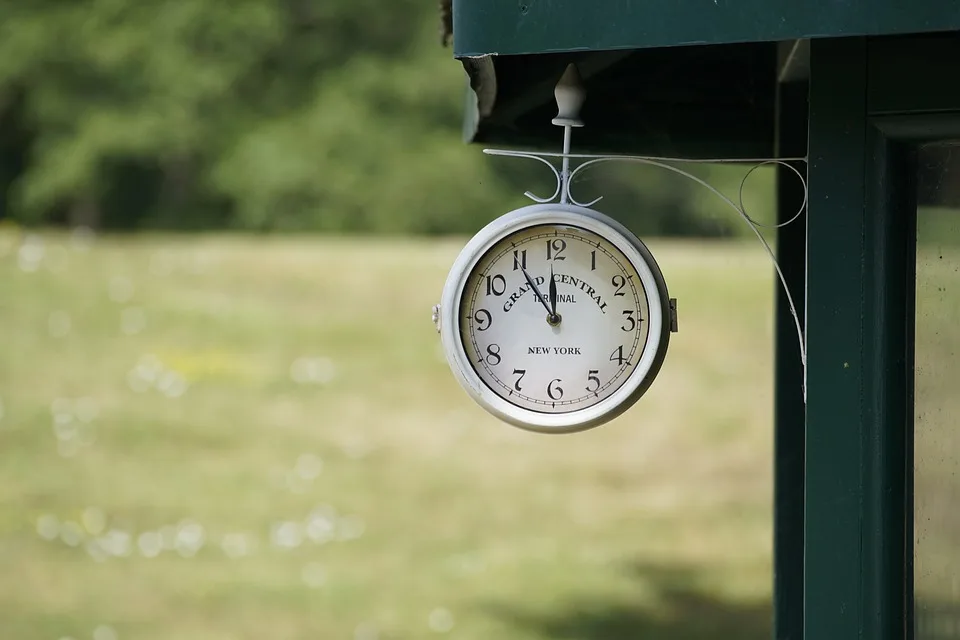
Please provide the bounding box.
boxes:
[438,204,673,434]
[459,224,648,414]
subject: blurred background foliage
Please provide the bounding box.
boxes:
[0,0,773,237]
[0,3,787,638]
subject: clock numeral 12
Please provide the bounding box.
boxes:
[546,238,566,261]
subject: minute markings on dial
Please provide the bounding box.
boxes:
[461,226,649,412]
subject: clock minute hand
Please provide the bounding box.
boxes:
[520,266,553,316]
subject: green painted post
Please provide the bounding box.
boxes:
[858,123,912,640]
[773,79,807,640]
[805,37,868,638]
[805,36,912,639]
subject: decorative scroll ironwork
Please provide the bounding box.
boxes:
[479,64,810,400]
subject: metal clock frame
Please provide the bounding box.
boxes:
[437,202,675,434]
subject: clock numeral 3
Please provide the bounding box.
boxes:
[612,274,626,297]
[546,238,567,261]
[485,343,502,366]
[547,378,564,400]
[621,309,637,332]
[609,345,628,366]
[485,274,507,296]
[512,368,526,392]
[474,308,492,331]
[586,369,601,393]
[512,250,527,271]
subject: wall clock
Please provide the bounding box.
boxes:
[434,203,677,434]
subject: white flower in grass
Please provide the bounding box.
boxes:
[354,621,379,640]
[428,608,455,633]
[81,508,105,536]
[120,307,147,335]
[48,311,71,337]
[301,562,327,588]
[92,624,117,640]
[36,514,59,541]
[108,276,135,303]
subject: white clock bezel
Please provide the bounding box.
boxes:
[438,203,673,434]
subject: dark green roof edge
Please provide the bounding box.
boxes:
[452,0,960,58]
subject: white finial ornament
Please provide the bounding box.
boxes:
[552,63,585,128]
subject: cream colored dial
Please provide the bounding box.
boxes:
[458,224,650,413]
[438,203,673,434]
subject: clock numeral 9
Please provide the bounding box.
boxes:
[621,309,637,332]
[546,238,566,261]
[512,368,526,392]
[485,343,502,366]
[485,274,506,296]
[612,274,627,297]
[474,308,492,331]
[586,369,600,393]
[547,378,564,400]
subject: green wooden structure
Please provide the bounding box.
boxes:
[445,2,960,639]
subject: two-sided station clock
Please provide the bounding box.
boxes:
[434,203,677,434]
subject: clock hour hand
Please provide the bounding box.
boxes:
[549,264,558,318]
[520,265,552,315]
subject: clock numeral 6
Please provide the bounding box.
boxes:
[586,369,601,393]
[547,378,564,400]
[512,368,526,392]
[484,343,502,366]
[474,308,492,331]
[485,274,507,296]
[546,238,567,261]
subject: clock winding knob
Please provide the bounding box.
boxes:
[431,303,441,333]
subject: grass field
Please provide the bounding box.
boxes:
[0,228,776,640]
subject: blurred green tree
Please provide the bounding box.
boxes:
[0,0,771,236]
